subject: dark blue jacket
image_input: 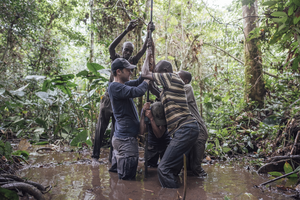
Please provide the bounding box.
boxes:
[108,76,148,138]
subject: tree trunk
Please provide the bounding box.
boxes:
[165,0,171,60]
[242,0,265,107]
[90,0,94,63]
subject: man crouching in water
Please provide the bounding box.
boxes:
[141,44,199,188]
[108,58,149,180]
[140,101,170,168]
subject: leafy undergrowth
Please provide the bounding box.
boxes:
[205,86,300,160]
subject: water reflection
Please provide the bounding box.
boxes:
[16,149,294,200]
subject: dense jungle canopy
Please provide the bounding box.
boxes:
[1,0,300,160]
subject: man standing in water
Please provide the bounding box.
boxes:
[92,20,154,162]
[108,58,149,180]
[178,70,208,177]
[141,45,199,188]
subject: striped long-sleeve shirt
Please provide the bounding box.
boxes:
[152,73,195,136]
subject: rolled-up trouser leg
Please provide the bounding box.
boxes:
[157,122,199,188]
[112,136,139,180]
[189,125,207,176]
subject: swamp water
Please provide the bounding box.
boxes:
[16,147,296,200]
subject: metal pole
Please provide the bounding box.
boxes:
[144,0,154,179]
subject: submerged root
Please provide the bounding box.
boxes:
[1,182,45,200]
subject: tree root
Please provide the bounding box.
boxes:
[1,174,46,191]
[36,147,55,153]
[1,182,45,200]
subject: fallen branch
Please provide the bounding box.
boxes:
[259,166,300,187]
[12,155,29,165]
[269,155,300,162]
[291,131,300,155]
[1,174,46,191]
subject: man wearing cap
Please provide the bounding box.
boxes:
[140,102,171,168]
[108,58,149,180]
[92,21,155,162]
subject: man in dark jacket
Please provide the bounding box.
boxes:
[92,21,154,161]
[108,58,149,180]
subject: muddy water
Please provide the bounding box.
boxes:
[17,147,295,200]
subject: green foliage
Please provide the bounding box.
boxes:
[12,150,29,160]
[70,130,92,147]
[0,188,19,200]
[269,162,299,178]
[0,141,13,160]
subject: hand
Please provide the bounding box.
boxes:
[145,110,153,120]
[126,20,138,32]
[143,102,151,111]
[144,79,150,84]
[147,22,155,32]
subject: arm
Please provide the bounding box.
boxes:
[108,20,138,60]
[145,109,166,138]
[125,75,144,86]
[139,108,146,135]
[139,102,150,135]
[141,46,154,80]
[132,22,155,65]
[113,81,149,99]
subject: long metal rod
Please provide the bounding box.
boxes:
[144,0,154,179]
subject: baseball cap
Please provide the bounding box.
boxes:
[111,58,136,71]
[151,102,167,126]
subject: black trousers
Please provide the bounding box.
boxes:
[92,92,115,160]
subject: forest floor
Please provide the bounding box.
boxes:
[6,141,299,200]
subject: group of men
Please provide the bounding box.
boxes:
[92,20,208,188]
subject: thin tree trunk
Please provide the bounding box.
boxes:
[165,0,171,60]
[242,0,265,107]
[90,0,94,63]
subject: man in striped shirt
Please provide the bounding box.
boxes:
[141,47,199,188]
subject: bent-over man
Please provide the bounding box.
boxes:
[141,47,199,188]
[140,102,171,168]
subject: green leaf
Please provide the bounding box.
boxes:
[288,5,295,16]
[262,1,277,6]
[222,147,231,153]
[294,16,300,25]
[271,12,287,17]
[293,0,300,6]
[278,24,286,32]
[53,74,74,82]
[12,150,29,159]
[0,188,19,200]
[87,63,104,76]
[70,130,88,146]
[76,70,89,77]
[284,162,293,174]
[268,171,283,177]
[35,141,49,145]
[35,118,47,129]
[292,58,299,70]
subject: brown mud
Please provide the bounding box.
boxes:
[15,146,297,200]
